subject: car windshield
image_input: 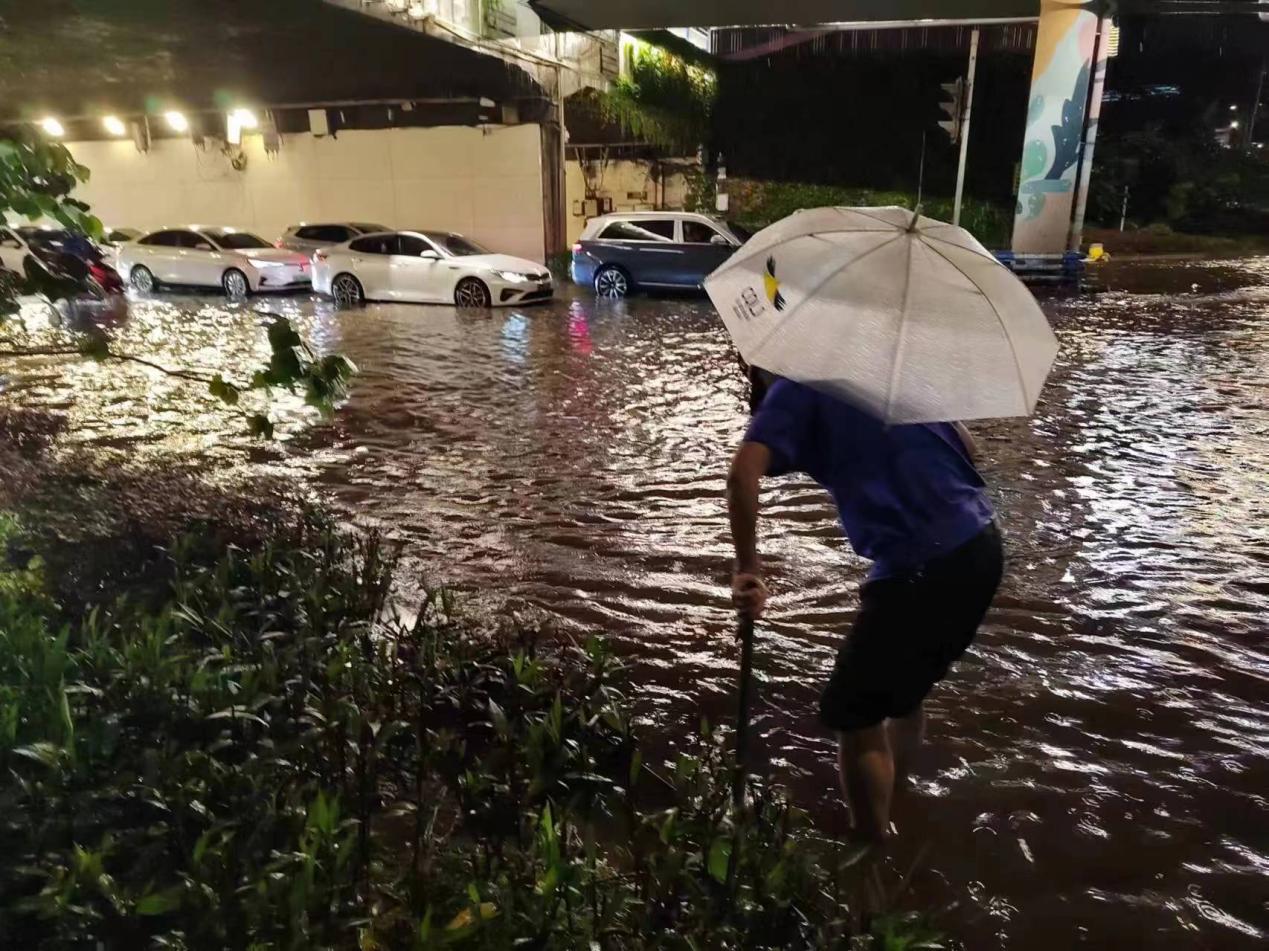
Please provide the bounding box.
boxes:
[205,230,271,250]
[423,232,489,257]
[726,221,753,242]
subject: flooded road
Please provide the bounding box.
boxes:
[3,256,1267,948]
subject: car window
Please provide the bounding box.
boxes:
[422,232,487,256]
[140,230,180,247]
[597,219,675,242]
[349,235,398,255]
[726,221,753,242]
[353,223,389,234]
[176,232,215,251]
[0,228,18,245]
[397,235,437,257]
[683,220,727,244]
[204,231,270,250]
[298,225,349,242]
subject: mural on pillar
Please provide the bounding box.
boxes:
[1013,3,1099,254]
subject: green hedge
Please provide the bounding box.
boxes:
[728,178,1013,249]
[0,513,944,950]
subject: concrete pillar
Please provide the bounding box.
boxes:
[1012,1,1106,255]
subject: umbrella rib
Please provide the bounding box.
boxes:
[746,233,906,365]
[837,206,907,230]
[882,234,917,422]
[921,238,1033,413]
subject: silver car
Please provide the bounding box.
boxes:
[118,227,311,297]
[277,222,390,255]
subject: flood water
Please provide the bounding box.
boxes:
[3,257,1267,948]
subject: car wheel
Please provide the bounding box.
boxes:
[594,265,630,299]
[222,268,250,299]
[454,277,491,309]
[332,273,364,308]
[130,265,155,293]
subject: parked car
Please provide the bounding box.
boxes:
[0,224,35,277]
[570,212,751,298]
[117,227,311,297]
[277,222,390,255]
[98,227,141,267]
[313,230,553,308]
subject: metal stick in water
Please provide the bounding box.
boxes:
[732,616,755,807]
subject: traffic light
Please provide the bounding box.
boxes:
[938,78,965,144]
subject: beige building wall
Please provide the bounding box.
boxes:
[67,125,547,263]
[565,158,699,245]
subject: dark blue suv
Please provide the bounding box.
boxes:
[570,212,750,298]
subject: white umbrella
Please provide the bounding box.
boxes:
[704,206,1059,424]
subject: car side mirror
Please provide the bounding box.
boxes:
[710,234,731,246]
[419,250,440,260]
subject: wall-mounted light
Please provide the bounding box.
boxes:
[164,111,189,133]
[1231,120,1241,129]
[40,116,65,137]
[102,115,127,136]
[226,108,259,145]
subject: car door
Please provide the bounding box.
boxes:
[390,234,446,302]
[678,219,738,287]
[591,218,680,286]
[183,231,232,287]
[345,234,396,299]
[0,227,28,274]
[137,231,185,283]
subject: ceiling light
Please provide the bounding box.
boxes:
[40,117,65,137]
[230,108,258,129]
[164,111,189,132]
[1231,120,1240,129]
[102,115,127,136]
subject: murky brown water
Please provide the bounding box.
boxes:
[3,257,1267,948]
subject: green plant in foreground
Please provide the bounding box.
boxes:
[0,514,945,949]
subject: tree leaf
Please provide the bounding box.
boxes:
[246,414,274,440]
[707,838,732,884]
[136,888,182,916]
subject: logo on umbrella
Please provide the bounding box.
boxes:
[763,256,786,312]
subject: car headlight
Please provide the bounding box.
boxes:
[494,270,531,283]
[254,260,287,268]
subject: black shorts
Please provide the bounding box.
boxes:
[818,523,1004,732]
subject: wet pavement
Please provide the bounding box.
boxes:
[2,256,1267,948]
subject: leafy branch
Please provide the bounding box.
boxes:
[601,43,716,154]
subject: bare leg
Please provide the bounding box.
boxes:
[888,702,926,785]
[837,724,895,844]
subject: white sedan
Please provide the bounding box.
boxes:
[117,227,311,297]
[312,230,553,308]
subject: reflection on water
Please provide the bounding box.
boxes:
[3,259,1267,948]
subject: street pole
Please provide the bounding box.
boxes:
[1247,57,1265,152]
[952,27,980,228]
[1068,14,1111,254]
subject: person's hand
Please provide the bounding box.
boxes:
[732,571,769,620]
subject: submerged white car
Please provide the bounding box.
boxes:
[312,230,553,308]
[117,227,311,297]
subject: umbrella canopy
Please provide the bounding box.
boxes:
[704,206,1059,424]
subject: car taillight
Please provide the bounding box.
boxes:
[571,243,582,253]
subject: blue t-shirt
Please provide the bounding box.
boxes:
[745,379,994,579]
